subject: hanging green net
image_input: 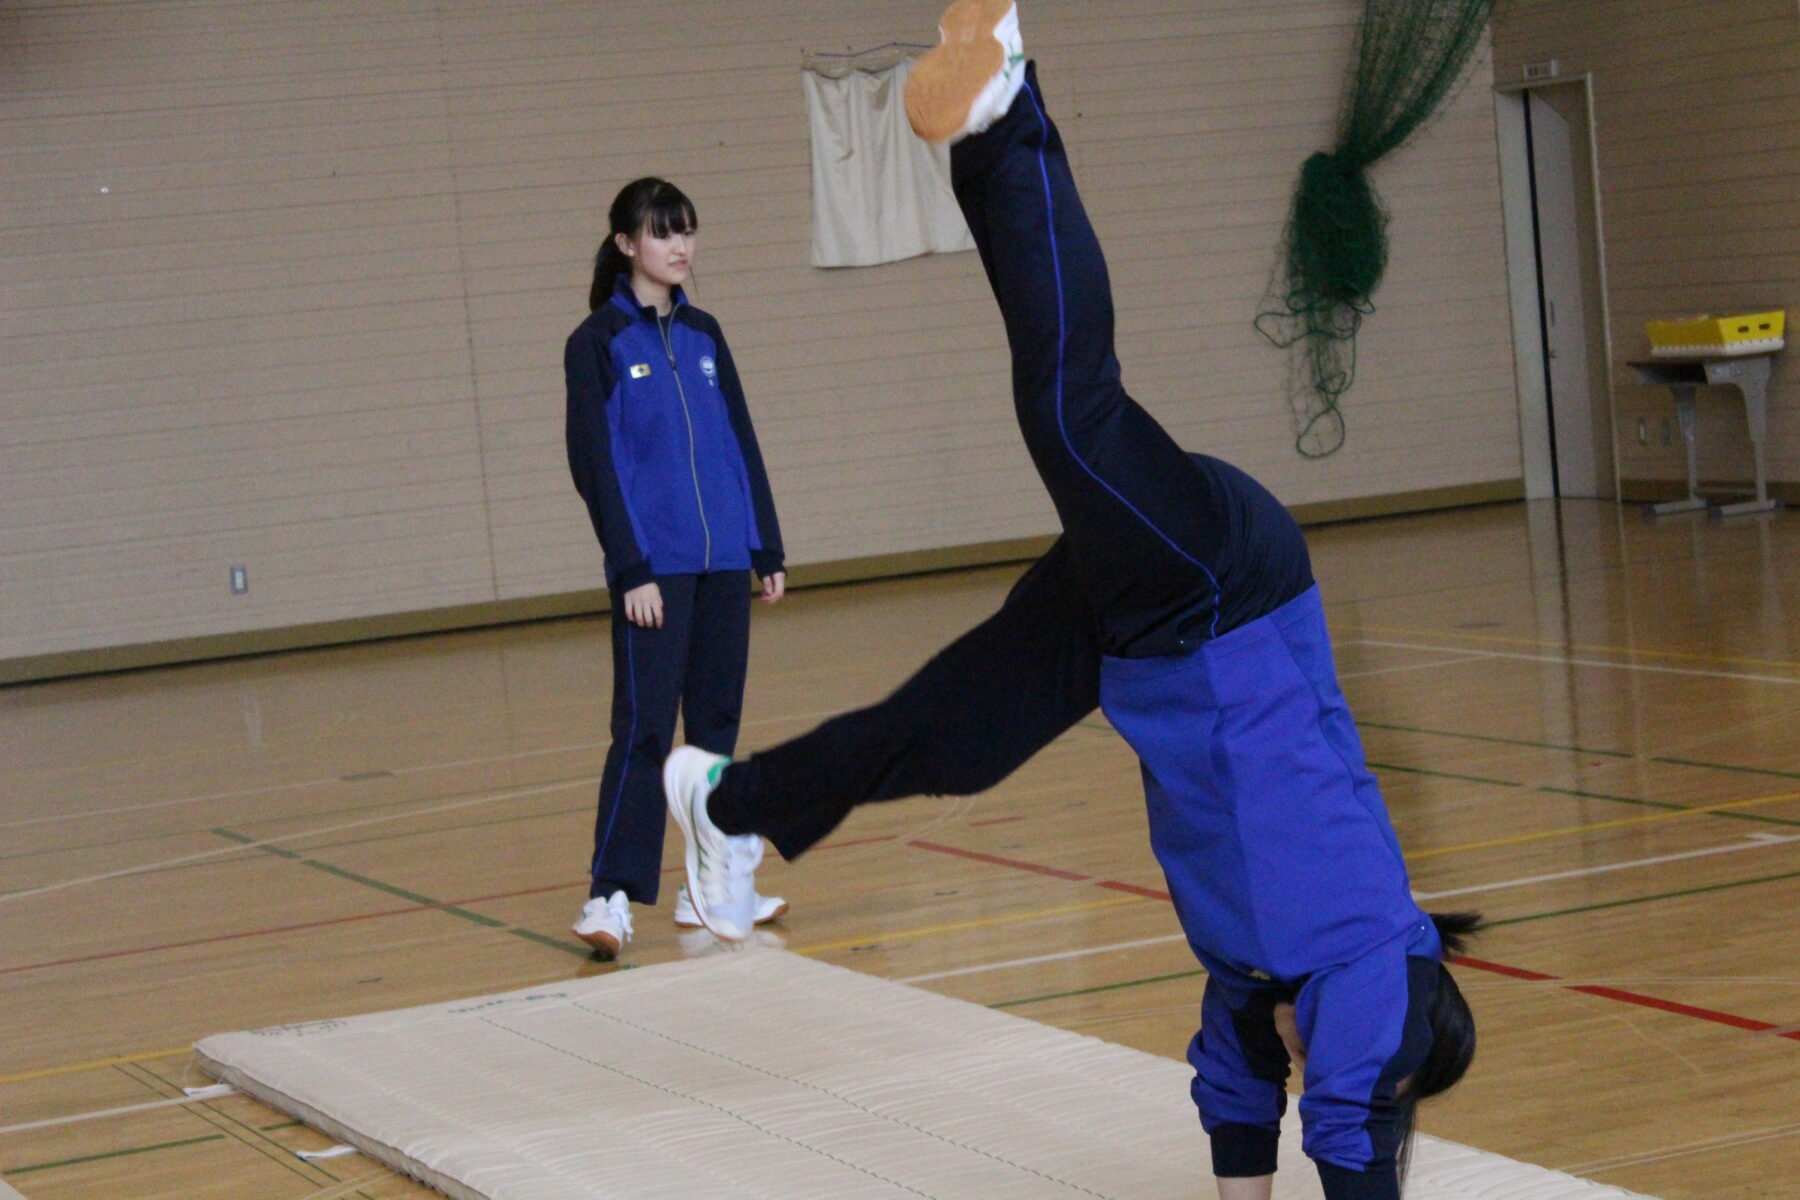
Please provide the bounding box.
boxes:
[1256,0,1494,458]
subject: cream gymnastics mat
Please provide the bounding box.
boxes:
[195,950,1655,1200]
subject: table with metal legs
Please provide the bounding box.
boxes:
[1628,353,1779,516]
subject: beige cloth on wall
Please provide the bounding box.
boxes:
[803,59,975,268]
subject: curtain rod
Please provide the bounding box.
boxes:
[804,41,933,59]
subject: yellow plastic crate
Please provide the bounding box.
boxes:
[1646,310,1785,358]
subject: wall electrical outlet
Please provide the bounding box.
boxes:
[1636,418,1649,445]
[230,565,249,595]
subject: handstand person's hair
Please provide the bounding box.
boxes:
[1397,911,1485,1191]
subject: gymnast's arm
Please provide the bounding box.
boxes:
[1192,977,1292,1197]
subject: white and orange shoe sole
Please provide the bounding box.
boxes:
[904,0,1024,144]
[573,925,624,957]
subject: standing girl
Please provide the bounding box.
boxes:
[564,177,788,957]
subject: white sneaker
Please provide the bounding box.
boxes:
[571,889,633,958]
[664,746,758,941]
[673,883,789,929]
[904,0,1025,144]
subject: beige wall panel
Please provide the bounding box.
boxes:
[4,0,1518,665]
[1,516,496,651]
[1494,0,1800,490]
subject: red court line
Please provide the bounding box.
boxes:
[18,831,1796,1047]
[1450,955,1556,982]
[906,839,1091,881]
[816,834,903,852]
[1568,984,1779,1033]
[911,843,1800,1047]
[969,815,1027,828]
[2,903,428,976]
[1096,879,1170,900]
[0,878,589,977]
[1451,957,1800,1037]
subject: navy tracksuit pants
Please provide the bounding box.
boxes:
[711,61,1307,867]
[710,66,1428,1199]
[590,569,749,903]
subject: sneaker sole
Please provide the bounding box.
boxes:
[674,900,788,930]
[572,926,622,959]
[663,747,747,941]
[905,0,1013,142]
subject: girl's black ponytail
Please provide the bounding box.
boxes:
[589,239,633,312]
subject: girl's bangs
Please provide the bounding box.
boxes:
[645,191,698,238]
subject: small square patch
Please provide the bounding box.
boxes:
[629,363,651,379]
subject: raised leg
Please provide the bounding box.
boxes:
[948,64,1230,656]
[709,540,1100,859]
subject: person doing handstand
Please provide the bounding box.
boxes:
[666,6,1480,1196]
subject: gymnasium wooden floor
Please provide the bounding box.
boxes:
[3,499,1797,1199]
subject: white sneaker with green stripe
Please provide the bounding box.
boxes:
[673,882,787,930]
[664,745,759,941]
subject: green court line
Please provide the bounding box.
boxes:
[6,1132,227,1174]
[1485,868,1800,927]
[1536,785,1688,812]
[210,828,595,959]
[1366,761,1525,789]
[508,925,597,957]
[1360,719,1633,759]
[1654,756,1800,784]
[1538,785,1800,829]
[1344,721,1800,820]
[992,968,1204,1009]
[1367,763,1800,829]
[213,828,503,926]
[121,1061,343,1191]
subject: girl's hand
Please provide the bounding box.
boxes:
[760,571,786,604]
[622,581,663,628]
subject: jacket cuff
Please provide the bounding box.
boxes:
[1314,1160,1399,1200]
[751,550,785,578]
[611,562,654,592]
[1209,1123,1280,1178]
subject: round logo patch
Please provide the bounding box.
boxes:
[699,355,718,382]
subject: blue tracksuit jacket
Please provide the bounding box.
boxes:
[565,279,784,590]
[1100,585,1440,1180]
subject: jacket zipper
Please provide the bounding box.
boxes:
[659,313,712,570]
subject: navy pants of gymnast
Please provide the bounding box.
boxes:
[709,65,1435,1200]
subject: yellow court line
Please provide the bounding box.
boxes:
[1360,623,1800,674]
[789,894,1146,956]
[0,1045,191,1087]
[1410,788,1800,860]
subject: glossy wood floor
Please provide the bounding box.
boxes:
[4,500,1797,1199]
